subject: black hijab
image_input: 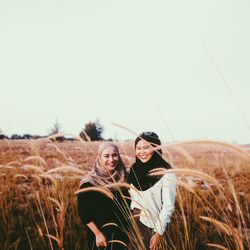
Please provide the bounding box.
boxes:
[128,132,171,191]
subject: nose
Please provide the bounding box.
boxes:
[109,156,115,162]
[140,148,146,154]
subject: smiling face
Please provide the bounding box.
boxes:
[135,139,154,163]
[100,146,119,173]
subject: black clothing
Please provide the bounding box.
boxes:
[127,151,171,191]
[77,182,131,250]
[130,220,153,250]
[129,132,171,191]
[135,132,161,149]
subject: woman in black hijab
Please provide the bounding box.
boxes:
[128,132,176,250]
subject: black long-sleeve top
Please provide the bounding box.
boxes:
[77,182,131,231]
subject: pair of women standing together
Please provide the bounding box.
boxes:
[77,132,177,250]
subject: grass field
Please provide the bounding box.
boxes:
[0,139,249,250]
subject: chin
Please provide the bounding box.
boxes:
[107,167,115,173]
[140,159,150,163]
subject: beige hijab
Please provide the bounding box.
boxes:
[79,142,127,188]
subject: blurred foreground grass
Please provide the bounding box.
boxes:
[0,139,249,250]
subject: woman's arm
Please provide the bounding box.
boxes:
[154,173,177,235]
[77,183,111,247]
[87,221,107,248]
[149,173,176,249]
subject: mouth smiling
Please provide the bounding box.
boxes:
[107,163,116,167]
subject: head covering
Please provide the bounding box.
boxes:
[135,131,161,151]
[80,142,127,188]
[128,132,171,191]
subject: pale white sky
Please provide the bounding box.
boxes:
[0,0,250,143]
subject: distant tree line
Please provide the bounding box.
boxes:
[0,134,45,140]
[0,119,108,142]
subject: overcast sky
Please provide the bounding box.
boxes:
[0,0,249,143]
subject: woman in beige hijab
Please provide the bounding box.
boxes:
[77,142,130,250]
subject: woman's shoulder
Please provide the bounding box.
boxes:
[79,182,93,189]
[161,171,177,182]
[163,170,176,177]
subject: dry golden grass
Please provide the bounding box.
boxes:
[0,139,249,249]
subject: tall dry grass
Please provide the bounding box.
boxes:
[0,138,249,249]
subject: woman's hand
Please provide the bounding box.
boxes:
[86,221,107,248]
[149,232,161,250]
[95,231,107,248]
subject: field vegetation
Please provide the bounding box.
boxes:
[0,138,249,249]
